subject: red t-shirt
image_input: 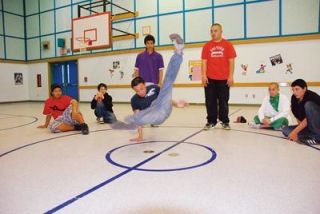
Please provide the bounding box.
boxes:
[43,96,72,119]
[201,39,236,80]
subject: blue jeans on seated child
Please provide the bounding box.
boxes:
[282,101,320,140]
[95,102,117,123]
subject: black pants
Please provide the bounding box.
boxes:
[204,78,230,124]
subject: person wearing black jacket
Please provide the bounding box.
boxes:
[282,79,320,145]
[91,83,117,124]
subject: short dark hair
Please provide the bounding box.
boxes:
[131,77,145,88]
[144,34,155,45]
[211,23,222,30]
[51,83,62,93]
[97,83,107,91]
[291,79,307,89]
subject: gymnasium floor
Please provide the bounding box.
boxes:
[0,102,319,214]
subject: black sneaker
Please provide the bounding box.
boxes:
[203,123,216,130]
[221,123,231,130]
[74,124,82,131]
[81,123,89,135]
[299,137,319,146]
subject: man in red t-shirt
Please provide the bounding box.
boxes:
[201,23,237,130]
[37,84,89,134]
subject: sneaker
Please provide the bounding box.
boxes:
[81,123,89,135]
[203,123,216,131]
[74,124,82,131]
[169,33,184,54]
[299,137,320,146]
[97,117,104,124]
[248,122,261,129]
[221,123,231,130]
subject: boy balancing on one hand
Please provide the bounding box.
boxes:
[127,33,186,141]
[38,84,89,135]
[129,77,187,141]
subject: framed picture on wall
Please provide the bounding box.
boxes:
[142,26,151,36]
[37,74,42,87]
[14,73,23,85]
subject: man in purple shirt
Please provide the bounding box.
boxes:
[134,35,164,86]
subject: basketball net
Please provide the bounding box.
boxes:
[76,37,92,54]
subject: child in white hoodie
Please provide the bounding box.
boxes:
[249,83,290,130]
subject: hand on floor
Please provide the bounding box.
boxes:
[288,131,298,142]
[37,124,47,128]
[129,136,143,142]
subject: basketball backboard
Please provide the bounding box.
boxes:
[72,12,112,52]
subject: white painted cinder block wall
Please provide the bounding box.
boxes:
[0,63,29,102]
[27,63,49,101]
[1,39,319,104]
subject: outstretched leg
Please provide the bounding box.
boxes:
[124,34,184,126]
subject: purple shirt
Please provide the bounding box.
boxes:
[135,50,164,84]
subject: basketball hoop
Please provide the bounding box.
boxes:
[76,37,92,53]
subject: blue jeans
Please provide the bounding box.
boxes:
[125,52,183,125]
[95,102,117,123]
[282,101,320,140]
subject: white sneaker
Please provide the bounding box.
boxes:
[97,117,104,124]
[248,122,261,129]
[169,33,184,54]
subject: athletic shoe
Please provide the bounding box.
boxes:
[221,123,231,130]
[203,123,216,130]
[248,122,261,129]
[299,137,320,146]
[97,117,104,124]
[81,123,89,135]
[169,33,184,55]
[74,124,82,131]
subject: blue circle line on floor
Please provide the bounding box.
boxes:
[0,109,241,157]
[0,128,113,158]
[0,113,38,131]
[106,140,217,172]
[2,125,318,158]
[44,129,204,214]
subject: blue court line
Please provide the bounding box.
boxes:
[229,108,241,116]
[44,129,203,213]
[0,114,38,131]
[106,140,216,172]
[0,108,240,156]
[158,125,320,152]
[230,129,320,152]
[0,128,112,158]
